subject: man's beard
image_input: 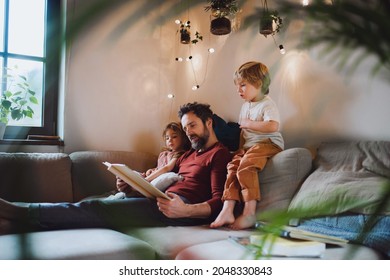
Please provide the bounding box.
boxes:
[189,127,210,151]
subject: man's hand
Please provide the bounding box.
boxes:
[115,177,133,194]
[156,192,188,218]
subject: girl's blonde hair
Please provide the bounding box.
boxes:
[233,61,271,94]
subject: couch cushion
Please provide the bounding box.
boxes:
[0,228,156,260]
[359,141,390,179]
[256,148,312,212]
[288,141,390,216]
[126,225,255,259]
[0,153,73,203]
[70,151,157,201]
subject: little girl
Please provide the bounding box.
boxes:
[115,122,191,197]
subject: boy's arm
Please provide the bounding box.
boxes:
[240,118,279,133]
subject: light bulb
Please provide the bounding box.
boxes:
[279,45,286,55]
[208,48,215,53]
[167,93,174,99]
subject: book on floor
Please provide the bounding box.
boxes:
[249,234,326,257]
[255,221,349,245]
[102,161,171,200]
[229,235,326,258]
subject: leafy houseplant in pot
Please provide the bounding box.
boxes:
[177,21,203,45]
[259,10,283,37]
[205,0,239,35]
[259,0,283,37]
[0,67,38,140]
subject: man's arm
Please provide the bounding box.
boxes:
[156,193,211,219]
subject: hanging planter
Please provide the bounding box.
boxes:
[259,12,283,37]
[210,16,231,35]
[259,13,273,36]
[205,0,238,36]
[259,0,283,37]
[180,28,191,44]
[177,20,203,44]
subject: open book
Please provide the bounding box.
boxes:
[102,162,171,200]
[255,221,348,245]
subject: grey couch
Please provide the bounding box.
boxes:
[0,144,386,259]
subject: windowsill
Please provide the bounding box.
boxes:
[0,138,64,146]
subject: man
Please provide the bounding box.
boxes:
[0,102,232,232]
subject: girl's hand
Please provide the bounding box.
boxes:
[145,169,154,176]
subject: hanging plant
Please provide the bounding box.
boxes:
[177,20,203,44]
[259,0,283,37]
[204,0,239,16]
[205,0,239,35]
[259,10,283,37]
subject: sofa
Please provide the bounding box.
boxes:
[0,141,388,260]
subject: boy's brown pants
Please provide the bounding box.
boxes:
[222,139,282,202]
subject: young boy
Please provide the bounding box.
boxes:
[210,61,284,230]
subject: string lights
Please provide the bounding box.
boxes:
[173,17,215,92]
[279,44,286,54]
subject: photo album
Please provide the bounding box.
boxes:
[103,162,171,200]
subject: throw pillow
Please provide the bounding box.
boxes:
[212,114,241,151]
[150,172,183,191]
[288,142,390,216]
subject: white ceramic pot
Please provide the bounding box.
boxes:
[0,122,6,140]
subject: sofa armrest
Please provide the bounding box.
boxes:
[256,148,313,212]
[70,151,157,201]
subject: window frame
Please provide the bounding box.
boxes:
[1,0,61,140]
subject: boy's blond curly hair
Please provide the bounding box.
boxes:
[233,61,271,95]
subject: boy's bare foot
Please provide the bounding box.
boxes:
[210,211,235,228]
[229,213,256,230]
[229,200,257,230]
[210,200,236,228]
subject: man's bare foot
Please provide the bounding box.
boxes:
[229,213,256,230]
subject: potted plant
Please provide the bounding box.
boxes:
[205,0,239,35]
[0,67,38,139]
[177,20,203,44]
[259,10,283,37]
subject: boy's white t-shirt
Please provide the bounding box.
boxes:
[239,96,284,150]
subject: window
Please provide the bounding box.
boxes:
[0,0,61,139]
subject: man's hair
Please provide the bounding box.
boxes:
[233,61,271,95]
[178,102,214,126]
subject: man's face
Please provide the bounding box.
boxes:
[181,111,210,151]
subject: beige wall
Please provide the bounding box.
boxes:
[62,0,390,155]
